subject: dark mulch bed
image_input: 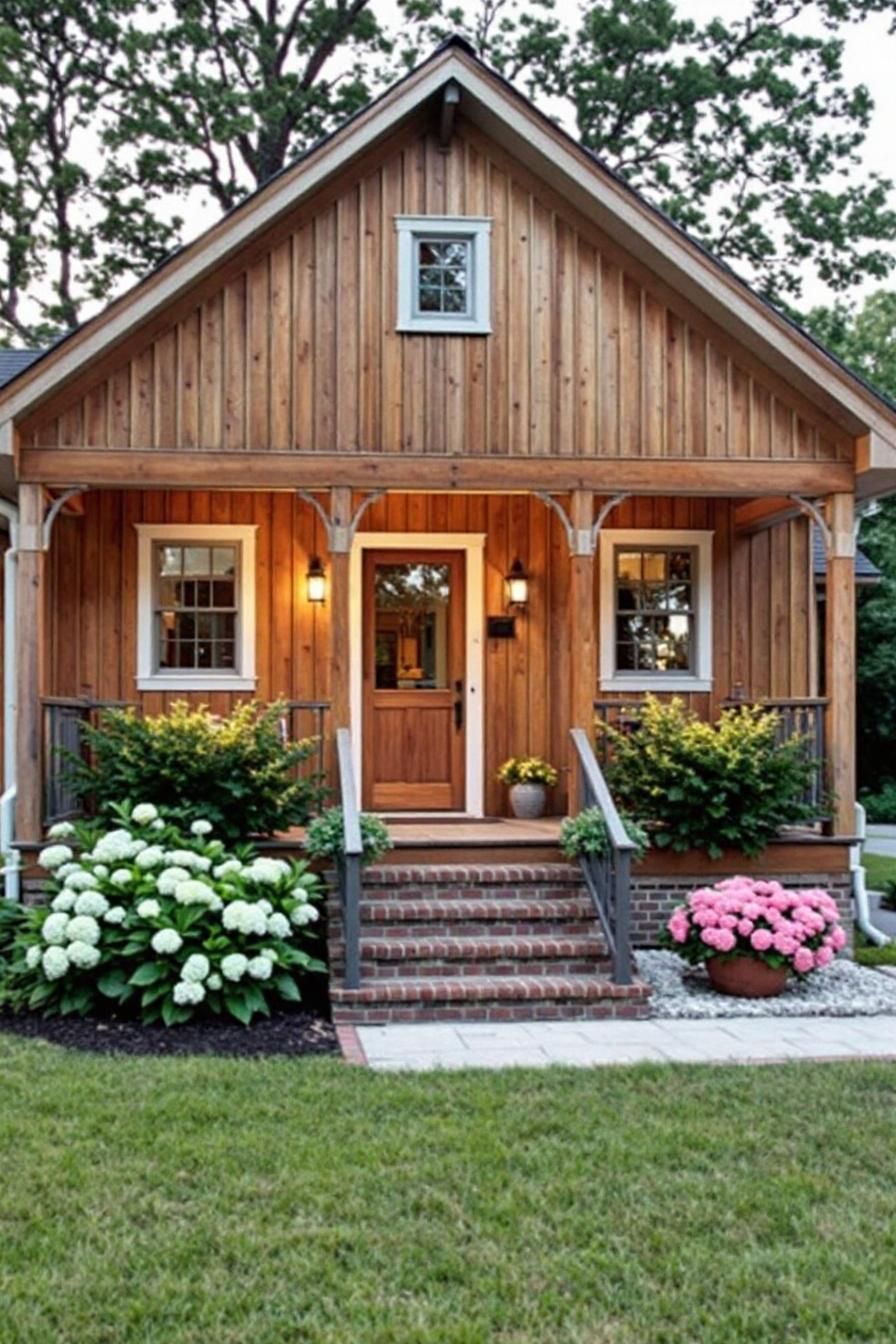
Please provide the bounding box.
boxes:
[0,1007,340,1058]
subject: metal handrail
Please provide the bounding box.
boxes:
[335,727,362,989]
[570,727,635,985]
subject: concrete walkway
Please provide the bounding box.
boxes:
[354,1015,896,1069]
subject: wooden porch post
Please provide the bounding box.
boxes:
[16,483,45,843]
[328,485,353,748]
[568,489,597,813]
[825,491,856,837]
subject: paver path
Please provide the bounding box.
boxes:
[354,1015,896,1069]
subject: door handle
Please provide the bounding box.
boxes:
[453,680,464,730]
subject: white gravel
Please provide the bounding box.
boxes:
[638,949,896,1018]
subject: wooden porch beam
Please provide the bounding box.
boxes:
[733,496,802,534]
[568,490,597,813]
[18,448,855,497]
[16,483,45,843]
[825,492,856,837]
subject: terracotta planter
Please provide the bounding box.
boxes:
[707,955,789,999]
[509,782,547,819]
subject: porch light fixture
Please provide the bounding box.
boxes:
[504,557,529,610]
[306,555,327,604]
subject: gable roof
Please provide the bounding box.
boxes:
[2,36,896,489]
[0,348,45,388]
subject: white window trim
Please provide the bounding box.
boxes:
[135,523,258,692]
[395,215,491,334]
[599,529,713,692]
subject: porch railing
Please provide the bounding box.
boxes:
[279,700,330,797]
[335,726,362,989]
[570,727,634,985]
[594,694,829,820]
[42,697,133,826]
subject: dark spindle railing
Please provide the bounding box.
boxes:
[336,727,362,989]
[279,700,330,797]
[570,727,635,985]
[42,697,133,825]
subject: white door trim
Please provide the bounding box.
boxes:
[349,532,486,816]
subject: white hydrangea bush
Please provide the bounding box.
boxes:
[5,803,325,1026]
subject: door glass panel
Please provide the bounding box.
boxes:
[373,562,451,690]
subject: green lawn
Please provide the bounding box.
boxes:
[860,850,896,893]
[2,1038,896,1342]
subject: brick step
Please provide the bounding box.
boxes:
[331,934,609,979]
[360,862,583,895]
[332,896,595,927]
[331,973,650,1024]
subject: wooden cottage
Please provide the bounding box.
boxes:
[2,39,895,1020]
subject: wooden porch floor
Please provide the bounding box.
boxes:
[268,816,566,864]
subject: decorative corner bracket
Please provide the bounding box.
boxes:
[535,491,630,557]
[42,486,88,550]
[788,494,834,556]
[297,490,385,554]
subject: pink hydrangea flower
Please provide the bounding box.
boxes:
[815,946,835,968]
[792,947,815,974]
[750,928,774,952]
[737,918,754,936]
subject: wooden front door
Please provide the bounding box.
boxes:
[362,550,466,811]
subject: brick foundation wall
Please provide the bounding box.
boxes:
[631,873,853,948]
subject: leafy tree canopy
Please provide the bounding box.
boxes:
[2,0,896,343]
[803,288,896,792]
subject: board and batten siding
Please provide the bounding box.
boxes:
[46,491,814,815]
[22,120,850,466]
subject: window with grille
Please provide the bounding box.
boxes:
[135,524,257,691]
[599,529,713,691]
[154,543,239,672]
[395,216,491,334]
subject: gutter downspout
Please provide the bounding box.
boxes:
[852,802,890,947]
[0,498,19,901]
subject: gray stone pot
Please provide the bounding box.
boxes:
[509,782,547,819]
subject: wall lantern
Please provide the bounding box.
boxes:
[306,555,327,604]
[504,557,530,610]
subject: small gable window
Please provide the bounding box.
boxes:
[395,216,491,334]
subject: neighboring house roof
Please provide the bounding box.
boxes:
[1,35,896,491]
[813,528,882,585]
[0,349,45,388]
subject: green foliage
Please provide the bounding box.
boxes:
[602,696,819,859]
[3,1,896,342]
[0,897,28,981]
[860,782,896,823]
[496,756,559,786]
[1,806,325,1025]
[304,807,392,869]
[559,807,649,863]
[803,290,896,797]
[68,700,324,842]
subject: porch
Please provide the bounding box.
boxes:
[19,479,856,839]
[16,477,857,1021]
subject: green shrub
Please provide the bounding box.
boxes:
[304,808,392,868]
[559,807,649,863]
[860,781,896,824]
[68,700,325,841]
[601,696,819,859]
[1,806,325,1026]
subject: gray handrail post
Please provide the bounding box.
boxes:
[569,727,636,987]
[336,727,363,990]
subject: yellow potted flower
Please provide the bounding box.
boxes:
[496,756,559,819]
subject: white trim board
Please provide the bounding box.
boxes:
[598,528,713,693]
[349,531,486,816]
[135,523,258,692]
